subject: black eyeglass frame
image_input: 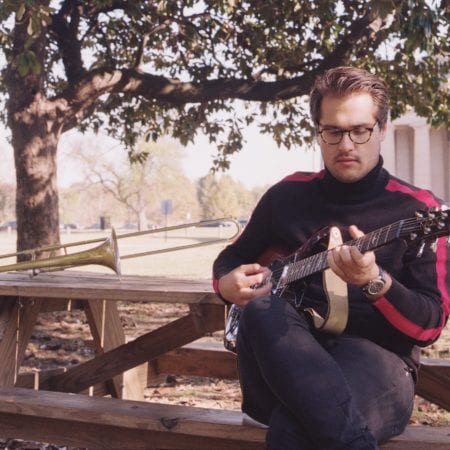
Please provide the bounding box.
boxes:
[317,121,379,145]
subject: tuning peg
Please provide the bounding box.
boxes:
[416,241,426,258]
[430,239,438,252]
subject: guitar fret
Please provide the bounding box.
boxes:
[308,253,321,276]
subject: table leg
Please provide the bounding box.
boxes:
[0,297,43,386]
[84,299,127,399]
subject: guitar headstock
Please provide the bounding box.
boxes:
[406,208,450,252]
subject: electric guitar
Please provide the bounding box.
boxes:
[224,208,450,353]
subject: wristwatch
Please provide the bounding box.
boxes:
[361,267,386,297]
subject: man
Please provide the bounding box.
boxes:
[212,66,450,449]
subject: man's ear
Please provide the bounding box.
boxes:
[379,124,387,142]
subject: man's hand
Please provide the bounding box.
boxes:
[218,263,272,306]
[327,225,391,296]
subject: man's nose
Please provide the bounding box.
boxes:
[337,131,355,151]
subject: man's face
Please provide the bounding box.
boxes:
[318,92,386,183]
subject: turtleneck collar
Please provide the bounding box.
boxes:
[321,156,389,203]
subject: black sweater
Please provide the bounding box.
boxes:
[213,159,450,371]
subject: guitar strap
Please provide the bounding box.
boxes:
[304,226,349,335]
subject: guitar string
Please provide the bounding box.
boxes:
[266,217,441,284]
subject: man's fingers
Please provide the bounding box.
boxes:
[349,225,365,239]
[237,264,271,286]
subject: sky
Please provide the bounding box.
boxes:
[1,126,323,190]
[181,126,323,188]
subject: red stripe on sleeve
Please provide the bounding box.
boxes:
[282,170,325,182]
[383,178,450,339]
[385,179,440,208]
[374,297,444,342]
[436,236,450,316]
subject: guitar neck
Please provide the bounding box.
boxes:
[284,220,406,284]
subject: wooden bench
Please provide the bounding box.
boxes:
[0,271,448,449]
[148,341,450,412]
[0,387,448,450]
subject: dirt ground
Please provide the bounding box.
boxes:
[1,301,449,449]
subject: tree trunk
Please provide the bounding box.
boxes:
[11,108,60,257]
[6,6,60,257]
[138,208,148,232]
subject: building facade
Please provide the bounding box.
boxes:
[381,111,450,204]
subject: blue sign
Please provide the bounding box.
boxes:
[161,199,173,215]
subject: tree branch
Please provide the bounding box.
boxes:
[134,33,150,68]
[50,1,85,82]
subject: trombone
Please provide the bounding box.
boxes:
[0,218,241,276]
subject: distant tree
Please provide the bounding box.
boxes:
[233,181,259,219]
[59,182,120,228]
[0,1,448,251]
[70,138,198,229]
[198,174,247,219]
[154,165,201,226]
[0,182,16,222]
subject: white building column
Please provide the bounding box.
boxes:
[381,123,396,172]
[413,124,432,190]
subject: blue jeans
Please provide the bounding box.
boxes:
[237,295,415,450]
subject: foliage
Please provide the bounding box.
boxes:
[197,173,257,219]
[0,0,448,250]
[64,137,202,227]
[58,139,262,228]
[0,0,448,165]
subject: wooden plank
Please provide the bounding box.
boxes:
[0,297,43,386]
[149,341,238,382]
[0,272,221,304]
[84,299,126,398]
[149,345,450,413]
[16,368,110,396]
[0,388,448,450]
[123,361,149,400]
[40,304,224,394]
[0,297,22,385]
[416,358,450,411]
[0,387,266,450]
[381,426,450,449]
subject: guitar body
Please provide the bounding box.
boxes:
[224,226,347,352]
[258,226,331,303]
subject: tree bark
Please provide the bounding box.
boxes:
[11,108,60,255]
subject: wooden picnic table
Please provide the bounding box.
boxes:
[0,270,448,449]
[0,270,224,398]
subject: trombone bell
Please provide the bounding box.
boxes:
[0,229,121,276]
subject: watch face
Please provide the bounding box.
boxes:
[367,279,385,295]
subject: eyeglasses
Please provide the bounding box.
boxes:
[317,122,378,145]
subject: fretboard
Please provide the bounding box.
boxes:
[282,219,405,285]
